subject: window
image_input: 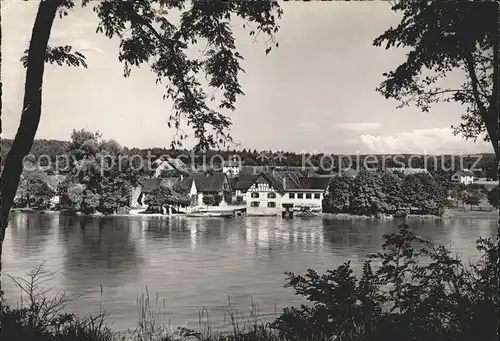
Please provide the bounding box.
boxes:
[306,193,312,199]
[267,202,276,208]
[288,193,295,199]
[251,202,260,207]
[314,193,321,199]
[297,193,303,199]
[251,192,259,198]
[268,192,276,199]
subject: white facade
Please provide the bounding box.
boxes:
[451,171,474,185]
[246,178,282,215]
[222,165,240,177]
[246,175,325,216]
[280,192,324,213]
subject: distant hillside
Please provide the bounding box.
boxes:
[1,139,70,165]
[1,138,497,179]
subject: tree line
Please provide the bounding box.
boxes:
[323,169,449,216]
[2,138,497,180]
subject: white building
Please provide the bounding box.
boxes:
[222,157,242,177]
[451,169,475,185]
[245,171,331,216]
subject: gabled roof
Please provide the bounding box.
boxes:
[169,158,189,172]
[180,178,194,190]
[188,172,230,192]
[454,170,474,177]
[140,177,194,193]
[230,174,258,191]
[250,171,329,193]
[272,171,303,190]
[299,176,331,191]
[140,178,163,193]
[153,157,189,177]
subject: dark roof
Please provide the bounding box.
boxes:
[188,172,230,192]
[230,174,258,191]
[180,178,194,189]
[299,176,331,190]
[140,177,194,193]
[141,178,163,193]
[252,171,328,193]
[271,171,303,190]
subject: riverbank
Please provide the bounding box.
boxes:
[442,208,499,219]
[13,208,498,220]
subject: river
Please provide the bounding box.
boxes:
[2,212,497,332]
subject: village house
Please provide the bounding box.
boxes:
[451,169,475,185]
[14,170,66,209]
[129,177,196,211]
[245,171,331,216]
[46,174,67,208]
[222,157,242,177]
[152,157,189,177]
[130,171,233,211]
[229,174,259,204]
[188,172,233,206]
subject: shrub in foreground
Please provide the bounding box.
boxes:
[1,264,114,341]
[272,226,498,341]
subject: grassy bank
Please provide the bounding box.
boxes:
[2,226,497,341]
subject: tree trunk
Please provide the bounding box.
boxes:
[0,0,62,276]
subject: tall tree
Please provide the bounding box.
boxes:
[350,170,387,216]
[381,171,404,214]
[323,175,353,214]
[374,2,499,158]
[0,0,282,265]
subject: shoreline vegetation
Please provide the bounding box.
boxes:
[12,207,498,220]
[1,226,497,341]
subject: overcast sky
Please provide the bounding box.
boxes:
[2,1,492,155]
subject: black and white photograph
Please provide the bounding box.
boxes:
[1,1,499,340]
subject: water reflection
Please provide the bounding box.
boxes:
[7,213,56,259]
[3,212,497,332]
[57,215,144,313]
